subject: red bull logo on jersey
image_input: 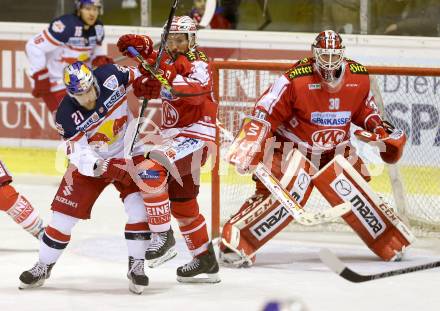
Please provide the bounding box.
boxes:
[162,101,179,127]
[312,129,346,149]
[88,116,127,146]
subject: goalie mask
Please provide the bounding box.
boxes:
[165,16,197,59]
[312,30,345,83]
[63,62,99,110]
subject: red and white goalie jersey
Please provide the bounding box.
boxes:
[256,57,380,157]
[160,50,217,142]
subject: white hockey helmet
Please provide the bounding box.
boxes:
[312,30,345,82]
[166,16,198,51]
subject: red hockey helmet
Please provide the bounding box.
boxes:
[312,30,345,82]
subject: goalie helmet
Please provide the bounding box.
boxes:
[166,16,197,52]
[312,30,345,83]
[75,0,103,15]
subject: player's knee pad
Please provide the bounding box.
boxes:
[170,199,199,219]
[0,184,19,211]
[137,159,168,194]
[49,211,79,235]
[312,155,415,261]
[124,192,147,223]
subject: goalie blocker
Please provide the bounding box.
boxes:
[312,155,415,261]
[220,150,316,267]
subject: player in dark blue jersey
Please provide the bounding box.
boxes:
[26,0,113,113]
[19,61,152,295]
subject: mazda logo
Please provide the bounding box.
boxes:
[334,179,352,196]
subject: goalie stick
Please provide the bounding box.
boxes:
[254,163,351,226]
[319,248,440,282]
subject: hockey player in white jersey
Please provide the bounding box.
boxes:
[26,0,113,113]
[0,160,44,239]
[19,61,150,294]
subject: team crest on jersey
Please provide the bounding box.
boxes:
[162,101,179,127]
[103,75,119,91]
[52,20,66,33]
[312,129,346,149]
[285,65,313,80]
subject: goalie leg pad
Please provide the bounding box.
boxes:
[219,150,315,266]
[312,155,415,261]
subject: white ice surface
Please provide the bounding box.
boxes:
[1,179,440,311]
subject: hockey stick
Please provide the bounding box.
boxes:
[128,0,180,155]
[127,47,211,98]
[319,248,440,283]
[254,163,351,226]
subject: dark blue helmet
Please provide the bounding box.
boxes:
[75,0,103,14]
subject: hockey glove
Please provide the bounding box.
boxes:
[133,75,162,99]
[138,52,177,84]
[31,68,51,98]
[117,34,154,59]
[98,158,132,186]
[92,55,114,68]
[354,121,406,164]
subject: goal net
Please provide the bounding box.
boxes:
[210,61,440,238]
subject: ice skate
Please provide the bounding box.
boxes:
[145,228,177,268]
[177,243,220,283]
[127,256,149,294]
[19,262,54,289]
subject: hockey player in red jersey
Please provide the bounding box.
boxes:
[26,0,113,114]
[117,15,220,283]
[0,160,44,239]
[19,62,150,294]
[219,30,414,267]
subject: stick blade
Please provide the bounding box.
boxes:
[319,248,346,274]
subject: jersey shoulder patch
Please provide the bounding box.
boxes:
[95,64,127,89]
[48,14,78,43]
[346,59,368,74]
[285,58,314,80]
[183,50,209,63]
[103,74,119,91]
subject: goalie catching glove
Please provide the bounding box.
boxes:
[358,119,406,164]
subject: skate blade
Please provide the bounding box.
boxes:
[147,247,177,268]
[129,282,146,295]
[18,279,45,290]
[177,273,221,284]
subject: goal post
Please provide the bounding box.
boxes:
[210,60,440,238]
